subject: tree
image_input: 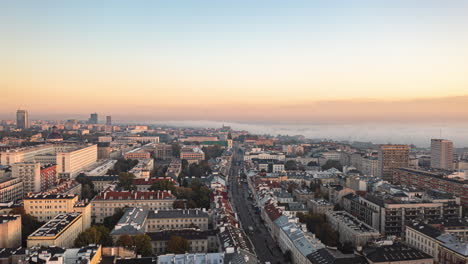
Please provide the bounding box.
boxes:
[9,207,43,246]
[285,160,298,170]
[117,172,136,190]
[307,161,318,166]
[75,225,113,247]
[166,236,189,254]
[76,174,97,200]
[321,160,343,171]
[103,208,125,230]
[172,143,181,158]
[149,180,176,192]
[116,234,134,248]
[107,159,139,175]
[133,234,153,256]
[202,145,224,160]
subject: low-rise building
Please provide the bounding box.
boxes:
[180,147,205,164]
[146,209,209,232]
[27,213,83,248]
[149,229,217,254]
[110,207,148,238]
[326,211,380,247]
[0,215,21,248]
[293,188,315,203]
[363,242,434,264]
[91,191,176,223]
[307,199,334,215]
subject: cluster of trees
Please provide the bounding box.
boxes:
[321,160,343,171]
[166,236,189,254]
[149,180,177,192]
[74,225,113,247]
[174,180,212,209]
[202,145,224,160]
[107,159,139,175]
[296,212,338,247]
[117,172,136,190]
[76,174,97,200]
[171,143,181,158]
[116,234,153,256]
[9,207,43,246]
[180,160,211,178]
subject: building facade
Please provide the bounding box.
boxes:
[0,177,23,203]
[0,215,21,248]
[378,145,409,182]
[56,144,97,179]
[431,139,454,170]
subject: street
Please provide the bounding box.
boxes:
[228,150,289,264]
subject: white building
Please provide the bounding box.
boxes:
[56,144,97,179]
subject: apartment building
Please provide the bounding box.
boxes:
[124,150,151,160]
[0,215,21,248]
[0,177,23,203]
[431,139,454,170]
[146,209,209,232]
[154,144,173,160]
[363,243,434,264]
[307,199,334,215]
[406,219,468,264]
[326,211,380,247]
[27,213,83,248]
[23,193,92,229]
[149,229,217,254]
[393,168,468,207]
[378,145,409,182]
[343,191,462,237]
[12,162,58,193]
[56,144,97,179]
[180,147,205,164]
[91,191,176,223]
[128,159,154,179]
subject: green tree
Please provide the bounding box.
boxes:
[75,174,97,200]
[321,160,343,171]
[149,180,176,192]
[116,234,134,248]
[285,160,298,170]
[202,145,224,160]
[307,161,318,166]
[103,208,125,230]
[133,234,153,256]
[74,225,113,247]
[166,236,189,254]
[117,172,136,190]
[107,159,139,175]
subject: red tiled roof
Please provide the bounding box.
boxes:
[264,203,282,221]
[95,190,175,200]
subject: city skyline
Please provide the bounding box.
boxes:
[2,1,468,122]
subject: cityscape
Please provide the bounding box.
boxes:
[2,1,468,264]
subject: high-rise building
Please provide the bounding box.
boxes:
[89,113,98,124]
[431,139,454,170]
[16,109,29,129]
[106,116,112,125]
[377,144,409,182]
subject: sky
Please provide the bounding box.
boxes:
[1,0,468,124]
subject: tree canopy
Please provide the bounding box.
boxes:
[166,236,189,254]
[285,160,298,170]
[9,207,43,246]
[117,172,136,191]
[149,180,176,192]
[74,225,113,247]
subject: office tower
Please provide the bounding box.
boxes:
[89,113,98,124]
[431,139,454,170]
[378,144,409,182]
[16,109,29,129]
[106,116,112,125]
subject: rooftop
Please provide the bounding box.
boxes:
[24,194,77,200]
[147,209,208,219]
[94,190,175,200]
[363,243,433,262]
[29,213,81,238]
